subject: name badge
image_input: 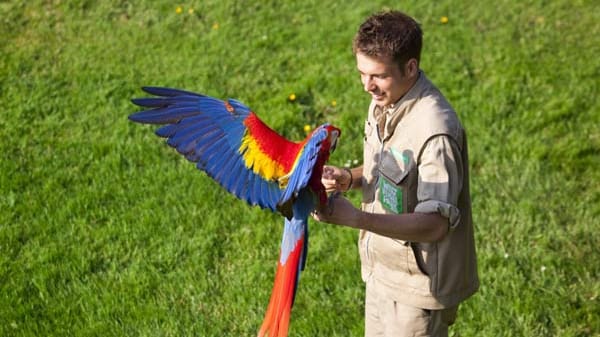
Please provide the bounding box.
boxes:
[379,176,403,214]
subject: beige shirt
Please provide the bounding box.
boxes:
[359,72,479,309]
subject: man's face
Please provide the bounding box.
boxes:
[356,52,413,107]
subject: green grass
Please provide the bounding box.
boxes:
[1,0,598,336]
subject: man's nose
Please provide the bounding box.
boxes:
[363,77,375,92]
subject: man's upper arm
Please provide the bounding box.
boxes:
[415,135,463,229]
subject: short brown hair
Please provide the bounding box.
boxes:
[353,10,422,70]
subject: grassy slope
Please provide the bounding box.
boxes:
[1,0,598,336]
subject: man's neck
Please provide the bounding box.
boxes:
[383,70,422,110]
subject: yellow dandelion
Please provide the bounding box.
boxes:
[303,125,311,133]
[331,100,337,107]
[440,16,449,24]
[176,6,183,14]
[188,8,194,15]
[288,93,296,102]
[212,22,219,30]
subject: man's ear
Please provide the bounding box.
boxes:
[405,58,419,77]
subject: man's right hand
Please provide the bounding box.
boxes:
[321,165,352,193]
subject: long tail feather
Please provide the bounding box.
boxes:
[258,190,313,337]
[258,233,305,337]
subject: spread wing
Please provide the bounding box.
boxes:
[129,86,327,212]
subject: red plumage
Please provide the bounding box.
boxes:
[243,113,305,173]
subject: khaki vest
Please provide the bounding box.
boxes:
[359,73,479,309]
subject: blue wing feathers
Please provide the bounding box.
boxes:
[131,98,168,107]
[131,96,203,108]
[195,159,207,171]
[201,145,224,171]
[141,86,204,97]
[154,114,210,137]
[198,148,220,169]
[237,176,252,205]
[267,183,282,209]
[247,175,264,207]
[168,123,219,151]
[231,167,249,199]
[222,160,243,194]
[129,106,202,124]
[212,153,237,183]
[165,124,205,148]
[155,124,180,138]
[185,151,200,163]
[201,138,229,172]
[243,171,257,205]
[193,135,222,166]
[168,128,220,154]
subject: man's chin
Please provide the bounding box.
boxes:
[372,95,390,106]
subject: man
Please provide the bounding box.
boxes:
[313,10,479,337]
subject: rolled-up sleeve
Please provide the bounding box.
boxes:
[414,135,463,230]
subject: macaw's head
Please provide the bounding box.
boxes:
[322,124,341,153]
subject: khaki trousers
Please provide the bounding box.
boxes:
[365,280,458,337]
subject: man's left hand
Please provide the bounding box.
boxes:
[312,193,363,228]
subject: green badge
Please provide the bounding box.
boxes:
[379,176,403,213]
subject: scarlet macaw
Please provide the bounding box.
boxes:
[129,87,341,337]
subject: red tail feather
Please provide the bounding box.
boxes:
[257,237,304,337]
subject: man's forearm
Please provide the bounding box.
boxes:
[356,210,448,242]
[315,194,448,243]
